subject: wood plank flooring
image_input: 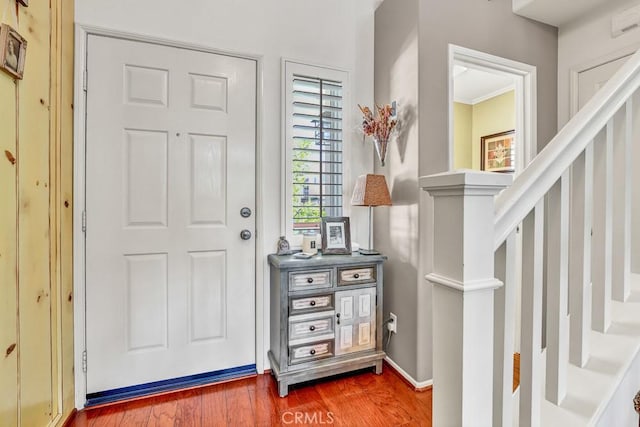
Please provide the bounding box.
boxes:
[69,366,432,426]
[68,355,520,427]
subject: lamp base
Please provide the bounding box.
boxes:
[359,248,380,255]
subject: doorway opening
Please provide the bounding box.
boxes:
[448,45,537,175]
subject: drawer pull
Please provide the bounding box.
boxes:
[336,313,340,325]
[354,273,360,279]
[307,277,314,283]
[309,325,316,331]
[310,349,316,355]
[310,300,316,306]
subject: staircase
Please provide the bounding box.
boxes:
[420,48,640,426]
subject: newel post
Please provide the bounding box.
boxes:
[420,170,512,427]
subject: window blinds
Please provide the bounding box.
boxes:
[291,75,344,235]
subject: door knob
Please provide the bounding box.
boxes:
[240,207,252,218]
[240,229,252,240]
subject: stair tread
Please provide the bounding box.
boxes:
[539,274,640,426]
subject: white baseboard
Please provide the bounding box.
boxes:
[385,356,433,390]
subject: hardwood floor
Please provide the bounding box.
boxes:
[69,355,520,426]
[69,366,433,426]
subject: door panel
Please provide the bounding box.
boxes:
[335,288,376,355]
[189,251,226,342]
[125,130,169,227]
[189,134,227,225]
[577,55,630,110]
[85,35,256,393]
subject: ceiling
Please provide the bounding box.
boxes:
[513,0,631,27]
[453,65,515,105]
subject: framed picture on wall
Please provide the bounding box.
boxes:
[481,130,515,173]
[321,217,351,255]
[0,24,27,80]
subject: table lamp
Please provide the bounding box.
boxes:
[351,174,392,255]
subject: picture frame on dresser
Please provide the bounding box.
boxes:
[320,216,351,254]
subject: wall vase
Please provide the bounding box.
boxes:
[373,136,388,167]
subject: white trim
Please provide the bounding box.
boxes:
[73,24,88,410]
[569,42,640,118]
[454,83,515,105]
[426,273,503,292]
[448,44,537,174]
[254,56,266,378]
[73,24,265,408]
[384,357,433,390]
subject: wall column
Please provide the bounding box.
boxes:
[420,170,511,427]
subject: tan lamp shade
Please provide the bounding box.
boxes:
[351,174,392,206]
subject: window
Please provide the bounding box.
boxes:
[284,61,349,243]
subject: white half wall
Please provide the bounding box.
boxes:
[75,0,378,372]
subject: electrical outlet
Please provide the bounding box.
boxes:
[389,312,398,334]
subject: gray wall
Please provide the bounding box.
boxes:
[374,0,420,380]
[375,0,558,382]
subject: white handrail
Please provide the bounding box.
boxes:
[493,48,640,250]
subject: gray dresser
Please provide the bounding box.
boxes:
[267,253,386,397]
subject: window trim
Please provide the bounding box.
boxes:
[282,60,351,246]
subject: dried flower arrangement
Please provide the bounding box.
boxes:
[358,103,397,166]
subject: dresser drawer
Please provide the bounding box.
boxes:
[289,269,332,292]
[289,315,335,343]
[289,294,333,315]
[289,340,334,364]
[338,265,376,286]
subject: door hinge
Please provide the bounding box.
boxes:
[82,350,87,373]
[83,69,88,92]
[82,211,87,233]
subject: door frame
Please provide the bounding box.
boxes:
[73,25,264,408]
[569,43,640,117]
[447,44,537,173]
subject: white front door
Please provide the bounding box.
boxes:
[84,35,256,394]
